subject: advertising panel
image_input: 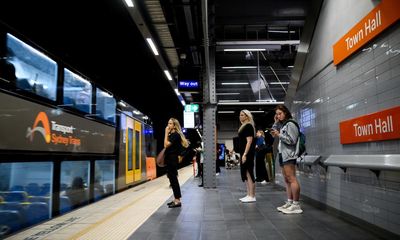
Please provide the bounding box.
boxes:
[0,92,115,153]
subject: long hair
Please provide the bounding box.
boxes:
[238,109,255,134]
[169,118,189,147]
[275,104,292,121]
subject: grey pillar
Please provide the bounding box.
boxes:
[202,0,217,188]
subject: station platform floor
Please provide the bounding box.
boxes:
[8,166,384,240]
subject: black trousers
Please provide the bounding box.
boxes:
[166,154,181,199]
[255,151,268,182]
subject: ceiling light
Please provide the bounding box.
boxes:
[268,82,290,85]
[218,100,240,102]
[180,100,186,106]
[250,110,264,113]
[164,70,173,80]
[222,66,257,69]
[218,111,235,114]
[268,30,295,33]
[146,38,159,56]
[224,48,266,52]
[218,101,284,105]
[216,92,240,95]
[221,82,249,85]
[256,99,277,102]
[174,88,180,95]
[288,66,294,68]
[123,0,134,7]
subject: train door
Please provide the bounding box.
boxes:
[133,120,142,181]
[125,117,134,184]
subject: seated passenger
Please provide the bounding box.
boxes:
[61,177,88,209]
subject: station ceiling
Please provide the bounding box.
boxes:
[0,0,319,137]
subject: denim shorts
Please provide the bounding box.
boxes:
[278,153,297,167]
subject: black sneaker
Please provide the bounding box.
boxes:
[167,201,174,206]
[168,202,182,208]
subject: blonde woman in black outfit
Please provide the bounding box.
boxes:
[238,110,256,203]
[164,118,189,208]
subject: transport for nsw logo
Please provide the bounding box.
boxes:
[26,111,51,143]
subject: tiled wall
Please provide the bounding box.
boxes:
[278,0,400,235]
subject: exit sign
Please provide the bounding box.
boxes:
[185,104,199,112]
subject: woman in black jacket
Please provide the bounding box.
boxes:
[164,118,189,208]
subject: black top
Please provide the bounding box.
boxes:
[165,132,181,155]
[238,123,255,157]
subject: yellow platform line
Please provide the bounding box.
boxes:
[70,166,193,240]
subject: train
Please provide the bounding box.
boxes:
[0,24,158,238]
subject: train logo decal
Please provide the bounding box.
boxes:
[26,111,51,143]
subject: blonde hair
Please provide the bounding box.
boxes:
[238,109,255,134]
[257,129,265,137]
[169,118,189,147]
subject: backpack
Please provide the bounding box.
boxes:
[283,119,306,157]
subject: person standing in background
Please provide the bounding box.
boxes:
[164,118,189,208]
[255,129,269,184]
[270,105,302,214]
[237,110,256,203]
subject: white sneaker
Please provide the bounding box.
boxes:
[260,180,268,184]
[241,196,256,203]
[281,204,303,214]
[277,202,292,212]
[239,195,249,201]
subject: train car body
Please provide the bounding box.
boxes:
[0,27,156,238]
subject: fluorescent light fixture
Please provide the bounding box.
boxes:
[216,92,240,95]
[133,110,141,115]
[118,101,127,107]
[124,0,134,7]
[180,100,186,106]
[288,65,294,68]
[164,70,173,80]
[218,101,284,106]
[269,82,290,85]
[256,99,277,102]
[218,111,235,114]
[268,30,295,33]
[174,89,180,95]
[224,48,266,52]
[222,66,257,69]
[146,38,159,56]
[221,82,249,85]
[250,110,264,113]
[218,100,240,103]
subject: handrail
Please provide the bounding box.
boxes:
[323,154,400,177]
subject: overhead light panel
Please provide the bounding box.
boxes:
[269,82,290,85]
[250,110,264,113]
[164,70,173,81]
[123,0,134,7]
[146,38,159,56]
[221,82,249,85]
[268,30,295,33]
[224,48,266,52]
[222,66,257,69]
[218,111,235,114]
[216,92,240,95]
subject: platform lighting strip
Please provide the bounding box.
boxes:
[216,92,240,95]
[269,82,290,85]
[222,66,257,69]
[218,100,240,102]
[218,111,235,114]
[164,70,173,80]
[268,30,295,33]
[224,48,266,52]
[146,38,159,55]
[218,101,284,105]
[221,82,249,85]
[250,110,264,113]
[124,0,134,7]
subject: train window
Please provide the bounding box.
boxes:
[59,161,90,213]
[135,130,140,170]
[0,162,53,236]
[94,160,115,201]
[63,68,92,114]
[6,33,57,101]
[95,87,116,124]
[127,128,133,171]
